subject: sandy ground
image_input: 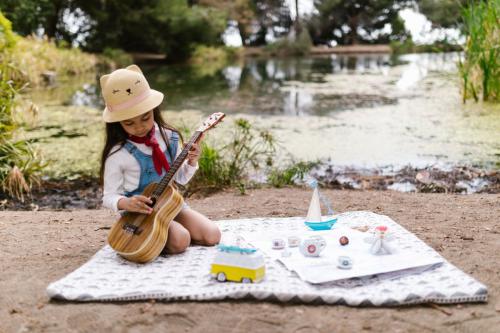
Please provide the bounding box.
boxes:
[1,188,499,333]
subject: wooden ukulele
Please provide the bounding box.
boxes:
[107,112,225,263]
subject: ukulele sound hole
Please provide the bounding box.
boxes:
[122,223,142,235]
[148,197,157,207]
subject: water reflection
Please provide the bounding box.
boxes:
[45,53,461,116]
[70,83,101,107]
[30,52,499,169]
[55,53,401,114]
[396,52,460,90]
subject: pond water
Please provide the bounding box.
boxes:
[29,52,500,175]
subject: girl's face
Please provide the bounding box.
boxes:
[120,110,154,137]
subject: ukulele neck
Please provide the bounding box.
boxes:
[151,131,202,199]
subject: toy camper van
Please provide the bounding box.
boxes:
[210,244,266,283]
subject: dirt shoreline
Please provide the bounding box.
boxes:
[1,188,499,333]
[1,164,498,211]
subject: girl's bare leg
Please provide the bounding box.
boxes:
[162,220,191,254]
[175,208,221,246]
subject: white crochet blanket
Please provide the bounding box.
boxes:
[46,211,487,306]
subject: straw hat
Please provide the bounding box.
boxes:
[100,64,164,123]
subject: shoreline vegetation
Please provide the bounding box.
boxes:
[1,4,499,207]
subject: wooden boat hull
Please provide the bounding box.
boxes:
[107,183,184,263]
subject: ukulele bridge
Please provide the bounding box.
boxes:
[122,223,142,235]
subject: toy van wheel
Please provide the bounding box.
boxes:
[241,278,252,284]
[216,272,226,282]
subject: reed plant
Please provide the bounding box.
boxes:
[459,0,500,102]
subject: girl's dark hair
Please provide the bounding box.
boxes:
[99,107,183,186]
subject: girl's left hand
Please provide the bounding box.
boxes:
[187,133,204,166]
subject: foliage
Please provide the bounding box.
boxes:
[0,12,45,200]
[390,38,462,55]
[102,47,133,69]
[0,0,228,61]
[0,139,45,201]
[189,45,243,76]
[186,118,276,194]
[248,0,293,46]
[308,0,413,45]
[73,1,227,61]
[0,0,60,38]
[0,10,16,50]
[190,45,229,64]
[265,29,313,56]
[197,0,256,46]
[418,0,470,29]
[459,0,500,102]
[267,161,317,188]
[9,36,97,87]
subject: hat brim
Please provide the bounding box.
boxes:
[102,89,164,123]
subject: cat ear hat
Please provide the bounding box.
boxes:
[100,64,164,123]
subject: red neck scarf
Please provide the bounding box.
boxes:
[128,126,170,175]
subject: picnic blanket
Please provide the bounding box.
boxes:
[46,211,487,306]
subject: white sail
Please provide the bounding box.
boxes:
[306,187,322,222]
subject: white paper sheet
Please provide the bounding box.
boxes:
[241,226,443,284]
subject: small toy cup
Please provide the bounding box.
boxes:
[272,238,286,249]
[287,236,300,247]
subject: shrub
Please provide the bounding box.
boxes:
[186,118,276,194]
[0,12,45,200]
[265,30,313,57]
[102,47,133,69]
[267,161,317,188]
[9,35,97,87]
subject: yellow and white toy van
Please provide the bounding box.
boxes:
[210,244,266,283]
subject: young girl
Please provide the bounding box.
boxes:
[99,64,221,254]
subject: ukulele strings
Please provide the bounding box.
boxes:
[128,132,201,230]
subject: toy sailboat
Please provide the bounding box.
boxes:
[304,180,337,230]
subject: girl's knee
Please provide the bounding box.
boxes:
[167,228,191,254]
[203,225,221,246]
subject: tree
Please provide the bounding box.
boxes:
[1,0,229,61]
[308,0,413,45]
[250,0,292,45]
[417,0,468,29]
[195,0,256,46]
[0,0,67,39]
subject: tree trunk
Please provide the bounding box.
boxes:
[347,14,359,45]
[238,21,248,46]
[45,0,63,39]
[294,0,301,36]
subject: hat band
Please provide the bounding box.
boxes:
[107,90,151,112]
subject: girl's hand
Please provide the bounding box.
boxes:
[118,195,153,214]
[187,133,204,166]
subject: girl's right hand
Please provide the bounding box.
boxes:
[118,195,153,214]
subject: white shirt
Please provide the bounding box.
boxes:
[102,123,198,212]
